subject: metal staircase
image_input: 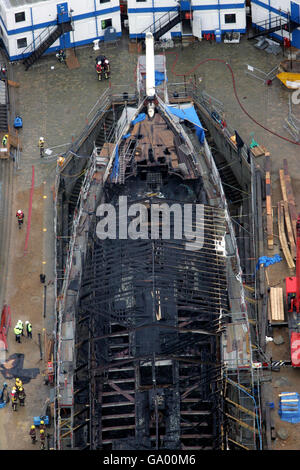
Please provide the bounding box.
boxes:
[23,19,73,70]
[248,15,298,40]
[0,80,8,132]
[141,8,183,41]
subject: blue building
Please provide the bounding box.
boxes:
[127,0,247,40]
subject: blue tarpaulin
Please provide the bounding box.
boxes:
[131,113,146,126]
[110,144,119,181]
[166,105,205,144]
[144,71,167,86]
[256,254,282,270]
[278,393,300,423]
[155,71,167,86]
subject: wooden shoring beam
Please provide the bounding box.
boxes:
[225,397,256,418]
[225,413,258,434]
[225,378,251,393]
[227,437,250,450]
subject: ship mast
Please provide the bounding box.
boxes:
[145,32,156,118]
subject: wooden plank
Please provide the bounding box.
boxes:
[283,159,297,242]
[270,287,284,321]
[251,145,265,157]
[279,169,288,201]
[278,201,295,269]
[283,200,296,258]
[280,167,296,255]
[265,156,273,249]
[7,79,20,88]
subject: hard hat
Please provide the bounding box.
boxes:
[18,320,22,324]
[25,321,29,324]
[40,429,45,434]
[40,420,44,424]
[40,137,44,140]
[19,387,23,391]
[31,425,35,429]
[105,59,109,64]
[17,210,22,214]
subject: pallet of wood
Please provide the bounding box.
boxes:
[250,144,270,158]
[269,287,285,322]
[279,161,297,259]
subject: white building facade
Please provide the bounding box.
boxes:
[127,0,247,39]
[251,0,300,48]
[0,0,122,61]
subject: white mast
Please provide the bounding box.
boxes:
[145,32,155,99]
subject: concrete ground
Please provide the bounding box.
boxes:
[0,32,299,450]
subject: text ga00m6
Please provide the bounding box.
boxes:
[147,455,196,465]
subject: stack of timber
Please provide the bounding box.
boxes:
[269,287,285,323]
[278,160,297,263]
[278,201,295,269]
[283,159,297,242]
[251,144,270,158]
[265,155,273,249]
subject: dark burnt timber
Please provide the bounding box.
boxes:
[55,61,263,449]
[73,103,227,449]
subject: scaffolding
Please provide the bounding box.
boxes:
[284,95,300,142]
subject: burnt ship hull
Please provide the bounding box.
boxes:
[54,38,260,451]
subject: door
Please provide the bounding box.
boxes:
[57,3,69,23]
[57,3,71,49]
[192,15,202,39]
[291,2,300,24]
[292,28,300,48]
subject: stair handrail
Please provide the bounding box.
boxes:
[254,13,288,30]
[141,7,180,36]
[22,15,60,59]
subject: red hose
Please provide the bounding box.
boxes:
[165,52,300,147]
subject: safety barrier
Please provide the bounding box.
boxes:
[284,96,300,142]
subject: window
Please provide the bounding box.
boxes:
[15,11,26,23]
[224,14,236,24]
[102,18,112,29]
[137,0,147,2]
[100,0,110,3]
[17,37,27,48]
